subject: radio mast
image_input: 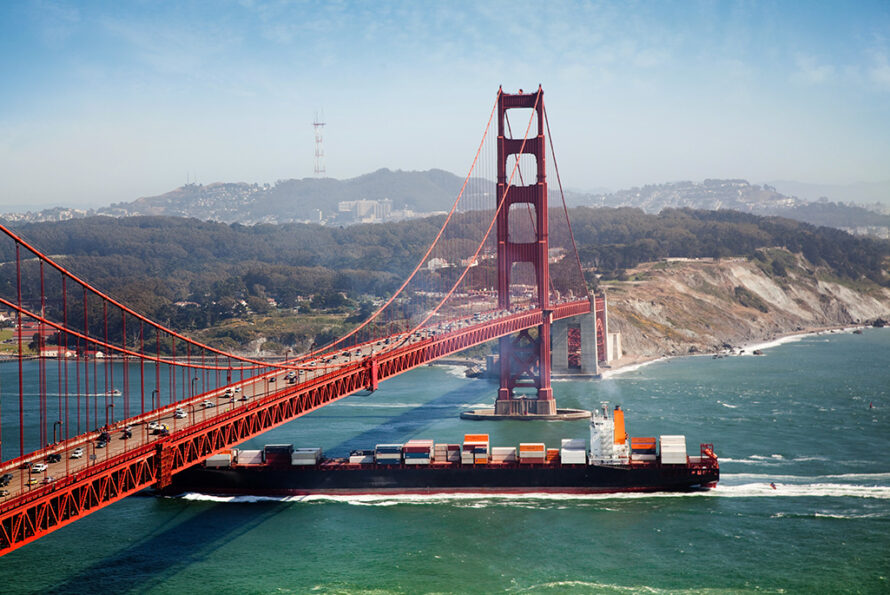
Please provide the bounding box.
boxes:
[313,111,326,177]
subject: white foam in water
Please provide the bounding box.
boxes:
[442,365,471,379]
[600,357,667,378]
[175,479,890,506]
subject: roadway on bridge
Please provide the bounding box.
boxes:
[0,307,517,504]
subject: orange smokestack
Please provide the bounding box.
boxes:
[613,405,627,445]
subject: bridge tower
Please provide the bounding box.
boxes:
[494,86,555,416]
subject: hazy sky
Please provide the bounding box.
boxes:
[1,1,889,210]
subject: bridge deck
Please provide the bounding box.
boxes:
[0,299,589,554]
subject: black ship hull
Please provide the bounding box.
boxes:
[166,462,719,496]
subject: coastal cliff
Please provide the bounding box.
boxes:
[602,248,890,360]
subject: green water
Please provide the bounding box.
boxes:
[1,329,888,593]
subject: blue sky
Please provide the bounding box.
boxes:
[1,0,888,209]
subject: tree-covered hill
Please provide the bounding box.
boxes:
[2,208,887,343]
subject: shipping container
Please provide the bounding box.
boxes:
[291,447,322,466]
[519,443,546,452]
[560,449,587,465]
[349,453,375,464]
[205,454,232,468]
[659,435,687,465]
[631,437,657,454]
[237,450,263,465]
[264,444,294,455]
[464,434,490,443]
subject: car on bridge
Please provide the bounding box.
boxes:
[27,478,39,486]
[0,473,12,486]
[31,463,48,473]
[0,489,9,497]
[46,453,62,463]
[174,409,187,419]
[71,448,84,459]
[202,400,214,408]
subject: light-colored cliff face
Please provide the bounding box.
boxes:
[602,250,890,359]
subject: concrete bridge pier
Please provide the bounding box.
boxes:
[551,312,601,377]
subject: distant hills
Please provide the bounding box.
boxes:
[567,179,890,237]
[2,170,889,238]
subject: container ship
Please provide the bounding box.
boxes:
[165,404,719,496]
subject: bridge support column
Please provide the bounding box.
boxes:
[154,444,174,490]
[551,319,570,373]
[580,312,599,374]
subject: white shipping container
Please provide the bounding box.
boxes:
[661,452,687,465]
[237,450,263,465]
[205,454,232,468]
[349,454,374,464]
[660,435,687,464]
[291,459,320,466]
[461,453,474,464]
[404,458,431,465]
[560,449,587,464]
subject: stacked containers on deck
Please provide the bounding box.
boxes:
[375,444,403,465]
[264,444,295,466]
[630,437,657,462]
[444,444,461,463]
[404,439,434,465]
[546,449,560,464]
[560,438,587,465]
[519,443,546,464]
[464,434,489,464]
[349,449,375,464]
[291,447,322,466]
[490,447,517,463]
[659,435,687,465]
[432,443,463,463]
[434,443,448,463]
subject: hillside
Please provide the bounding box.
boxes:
[3,172,889,239]
[99,168,466,225]
[603,250,890,362]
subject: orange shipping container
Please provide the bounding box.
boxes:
[464,434,490,443]
[519,443,546,452]
[631,437,657,448]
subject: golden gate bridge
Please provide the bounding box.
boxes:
[0,87,596,555]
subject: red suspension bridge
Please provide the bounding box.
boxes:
[0,87,592,555]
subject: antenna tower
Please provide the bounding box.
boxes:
[313,111,326,176]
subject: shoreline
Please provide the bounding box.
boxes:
[601,323,881,378]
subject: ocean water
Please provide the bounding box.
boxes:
[1,328,888,593]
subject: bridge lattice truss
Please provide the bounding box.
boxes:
[0,87,590,555]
